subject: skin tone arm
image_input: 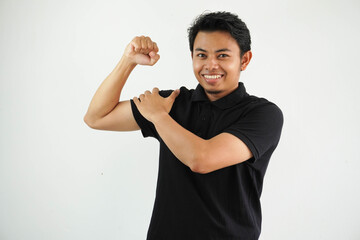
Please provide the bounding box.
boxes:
[84,36,167,131]
[85,36,252,174]
[133,88,253,174]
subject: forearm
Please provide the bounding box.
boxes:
[152,113,207,172]
[84,56,136,122]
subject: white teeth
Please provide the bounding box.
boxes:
[203,75,222,79]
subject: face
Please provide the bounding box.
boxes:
[192,31,251,101]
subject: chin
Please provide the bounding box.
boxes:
[202,82,223,93]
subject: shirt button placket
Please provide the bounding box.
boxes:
[198,103,211,137]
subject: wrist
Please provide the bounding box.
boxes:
[118,55,137,70]
[151,111,170,126]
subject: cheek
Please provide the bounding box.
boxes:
[192,61,202,73]
[226,62,241,75]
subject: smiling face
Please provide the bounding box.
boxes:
[192,31,252,101]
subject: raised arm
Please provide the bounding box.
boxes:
[83,36,160,131]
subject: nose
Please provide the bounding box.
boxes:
[205,56,219,70]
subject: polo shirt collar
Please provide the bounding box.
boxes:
[191,82,249,109]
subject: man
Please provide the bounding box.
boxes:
[84,11,283,240]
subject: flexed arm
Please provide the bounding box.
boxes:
[84,36,160,131]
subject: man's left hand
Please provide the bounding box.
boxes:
[133,88,180,123]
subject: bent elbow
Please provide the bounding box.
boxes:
[189,152,211,174]
[83,114,97,129]
[190,164,209,174]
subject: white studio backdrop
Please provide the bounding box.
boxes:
[1,0,359,239]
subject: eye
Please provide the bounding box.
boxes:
[196,53,206,58]
[218,54,229,58]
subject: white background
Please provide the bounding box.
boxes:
[1,0,359,239]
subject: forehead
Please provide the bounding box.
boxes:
[193,31,240,52]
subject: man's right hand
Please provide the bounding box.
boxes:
[124,36,160,66]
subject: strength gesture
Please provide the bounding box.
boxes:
[124,36,160,66]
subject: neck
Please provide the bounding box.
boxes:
[204,90,224,101]
[204,84,239,101]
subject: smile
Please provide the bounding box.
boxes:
[202,74,224,84]
[203,74,223,79]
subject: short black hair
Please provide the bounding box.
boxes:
[187,11,251,57]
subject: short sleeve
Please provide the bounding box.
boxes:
[130,90,174,139]
[130,99,158,139]
[224,103,284,162]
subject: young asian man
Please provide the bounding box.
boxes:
[84,11,283,240]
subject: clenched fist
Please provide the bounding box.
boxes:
[124,36,160,66]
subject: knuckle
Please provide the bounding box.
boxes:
[133,36,142,43]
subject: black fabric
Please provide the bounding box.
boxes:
[130,82,283,240]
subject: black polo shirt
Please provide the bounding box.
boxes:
[130,82,283,240]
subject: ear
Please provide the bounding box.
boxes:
[240,51,252,71]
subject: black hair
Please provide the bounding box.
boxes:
[187,11,251,57]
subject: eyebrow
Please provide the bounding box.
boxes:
[195,48,231,53]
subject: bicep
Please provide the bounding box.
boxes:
[88,100,140,131]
